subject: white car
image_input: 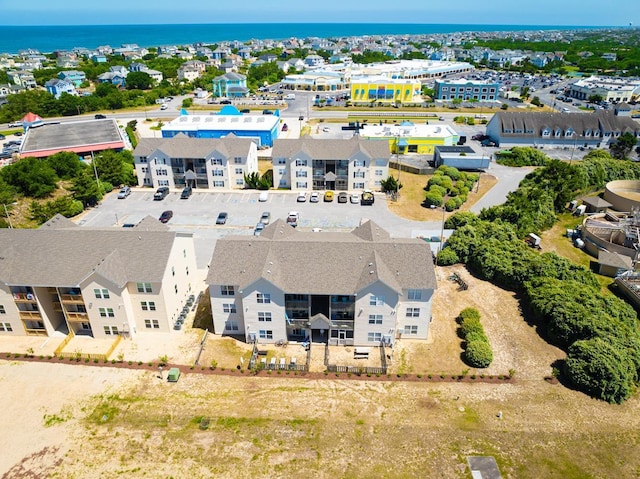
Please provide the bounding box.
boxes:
[297,192,307,202]
[160,104,168,110]
[310,192,319,203]
[349,193,360,204]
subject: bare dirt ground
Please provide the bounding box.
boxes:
[3,267,640,479]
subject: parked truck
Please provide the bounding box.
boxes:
[361,190,375,205]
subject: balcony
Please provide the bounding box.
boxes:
[25,328,47,337]
[66,311,89,321]
[19,310,42,320]
[60,294,84,304]
[53,302,63,312]
[13,293,37,303]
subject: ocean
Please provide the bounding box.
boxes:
[0,23,609,54]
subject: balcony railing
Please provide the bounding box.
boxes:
[53,302,63,312]
[60,294,84,304]
[19,310,42,320]
[25,328,47,337]
[13,293,37,302]
[66,311,89,321]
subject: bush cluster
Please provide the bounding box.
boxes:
[439,153,640,403]
[424,166,478,210]
[457,308,493,368]
[495,146,550,167]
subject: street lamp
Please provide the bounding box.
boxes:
[430,205,447,266]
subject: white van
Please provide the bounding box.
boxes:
[284,93,296,100]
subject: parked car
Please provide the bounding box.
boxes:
[324,191,334,202]
[297,192,307,202]
[350,193,360,204]
[260,211,271,225]
[153,187,169,200]
[310,192,319,203]
[117,186,131,199]
[259,191,269,202]
[0,134,5,140]
[94,114,106,119]
[8,121,22,128]
[220,99,232,104]
[180,186,192,199]
[160,104,168,110]
[216,212,228,225]
[254,222,265,236]
[159,210,173,223]
[338,192,348,203]
[286,211,299,228]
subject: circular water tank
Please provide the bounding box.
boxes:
[604,180,640,211]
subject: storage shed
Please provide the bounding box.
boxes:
[582,196,612,214]
[433,145,490,170]
[597,250,633,277]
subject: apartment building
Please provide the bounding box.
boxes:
[434,79,499,101]
[206,220,437,346]
[133,135,259,189]
[0,216,197,339]
[271,137,390,191]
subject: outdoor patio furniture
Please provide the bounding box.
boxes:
[279,358,286,367]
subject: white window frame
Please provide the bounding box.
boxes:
[370,295,384,306]
[407,289,422,300]
[141,301,156,311]
[221,285,235,296]
[104,325,119,335]
[368,314,383,324]
[223,303,237,313]
[99,307,115,318]
[144,319,160,329]
[0,322,12,332]
[404,325,418,335]
[225,320,239,331]
[137,282,152,293]
[406,307,420,318]
[258,312,272,322]
[367,331,382,342]
[259,329,273,339]
[94,288,110,299]
[257,293,271,304]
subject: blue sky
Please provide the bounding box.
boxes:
[2,0,637,26]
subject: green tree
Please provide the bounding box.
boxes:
[380,175,403,193]
[46,152,84,180]
[126,71,153,90]
[1,157,58,198]
[71,169,102,207]
[610,132,638,159]
[565,338,636,404]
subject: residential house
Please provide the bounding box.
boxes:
[212,72,249,98]
[133,134,259,189]
[0,215,197,339]
[58,70,86,87]
[206,220,437,346]
[271,137,390,191]
[56,55,79,68]
[97,65,128,87]
[90,53,108,63]
[304,54,326,68]
[45,79,77,99]
[6,70,37,89]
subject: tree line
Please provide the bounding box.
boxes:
[437,151,640,403]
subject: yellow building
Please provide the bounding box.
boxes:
[350,76,422,105]
[359,121,459,155]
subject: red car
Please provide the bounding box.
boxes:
[159,210,173,223]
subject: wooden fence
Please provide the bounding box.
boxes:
[54,330,75,357]
[55,334,122,362]
[326,364,387,375]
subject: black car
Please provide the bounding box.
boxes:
[216,212,228,225]
[94,114,106,119]
[180,186,192,199]
[153,187,169,200]
[159,210,173,223]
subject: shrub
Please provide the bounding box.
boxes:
[444,198,458,212]
[460,318,484,338]
[458,307,481,322]
[424,190,443,207]
[436,247,459,266]
[464,338,494,368]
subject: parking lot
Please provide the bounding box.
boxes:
[77,189,433,270]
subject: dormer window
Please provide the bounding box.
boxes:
[554,129,562,137]
[542,128,551,137]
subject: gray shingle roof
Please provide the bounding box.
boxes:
[0,228,179,288]
[133,135,255,159]
[206,220,436,295]
[491,111,640,139]
[271,137,390,161]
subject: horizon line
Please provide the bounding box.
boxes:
[0,22,622,28]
